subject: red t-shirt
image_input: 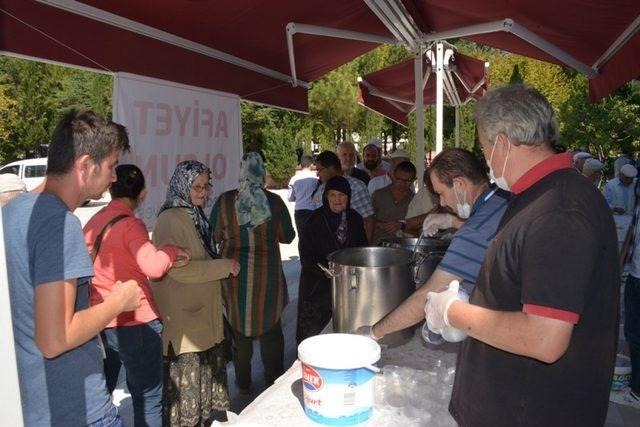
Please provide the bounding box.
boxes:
[83,199,178,327]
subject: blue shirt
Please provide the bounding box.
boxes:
[3,193,112,426]
[603,177,632,210]
[438,187,510,293]
[287,169,318,211]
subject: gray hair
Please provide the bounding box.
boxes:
[473,84,558,146]
[337,141,356,153]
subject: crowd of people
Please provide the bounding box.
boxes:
[290,85,635,425]
[1,110,293,426]
[1,83,638,426]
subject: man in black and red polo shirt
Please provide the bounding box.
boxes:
[425,85,619,426]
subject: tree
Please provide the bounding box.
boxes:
[240,102,301,186]
[559,77,640,163]
[263,123,298,185]
[0,57,58,161]
[308,65,359,143]
[509,64,523,84]
[0,81,16,163]
[54,68,112,117]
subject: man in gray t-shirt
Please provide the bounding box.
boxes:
[3,110,141,426]
[371,161,416,244]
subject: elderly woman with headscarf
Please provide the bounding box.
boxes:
[295,176,368,344]
[151,160,240,427]
[210,152,295,394]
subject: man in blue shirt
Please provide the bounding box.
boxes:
[364,148,509,340]
[3,110,142,426]
[287,155,318,237]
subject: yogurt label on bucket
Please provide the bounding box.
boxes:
[298,334,380,426]
[302,362,375,426]
[303,363,324,391]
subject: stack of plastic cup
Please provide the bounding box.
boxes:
[372,362,458,426]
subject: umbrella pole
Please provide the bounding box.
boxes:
[415,47,425,180]
[455,106,460,147]
[435,42,444,154]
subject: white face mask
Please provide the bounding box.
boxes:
[488,135,511,191]
[453,183,471,219]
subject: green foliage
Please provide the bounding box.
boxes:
[2,42,640,179]
[263,123,297,184]
[0,82,16,158]
[559,77,640,162]
[0,56,114,164]
[54,68,112,117]
[0,57,58,162]
[240,102,299,185]
[509,64,523,84]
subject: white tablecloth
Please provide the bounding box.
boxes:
[230,327,458,426]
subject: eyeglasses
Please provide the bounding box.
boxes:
[191,183,211,193]
[394,176,415,184]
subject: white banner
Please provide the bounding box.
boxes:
[113,73,242,229]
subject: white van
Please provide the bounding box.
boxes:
[0,158,47,191]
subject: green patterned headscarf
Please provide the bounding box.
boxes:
[235,152,272,228]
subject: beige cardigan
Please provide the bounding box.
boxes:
[151,208,232,356]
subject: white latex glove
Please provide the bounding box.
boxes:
[422,213,454,237]
[425,280,463,334]
[355,325,379,341]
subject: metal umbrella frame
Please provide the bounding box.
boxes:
[286,0,640,180]
[357,43,489,150]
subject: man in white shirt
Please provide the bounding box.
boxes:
[582,158,605,186]
[337,141,370,184]
[573,151,592,172]
[356,139,389,179]
[614,150,634,178]
[0,173,27,206]
[604,163,637,249]
[287,155,318,236]
[368,149,411,195]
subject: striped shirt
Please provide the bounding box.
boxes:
[438,187,510,293]
[314,175,374,218]
[210,190,295,336]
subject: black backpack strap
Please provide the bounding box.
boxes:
[90,214,129,263]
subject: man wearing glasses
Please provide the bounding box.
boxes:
[371,160,417,244]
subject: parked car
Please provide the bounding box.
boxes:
[0,158,47,191]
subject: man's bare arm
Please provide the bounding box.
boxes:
[405,213,428,236]
[372,268,460,339]
[447,302,574,363]
[34,279,141,358]
[364,216,375,243]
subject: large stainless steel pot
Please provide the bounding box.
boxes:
[319,247,415,348]
[380,237,450,285]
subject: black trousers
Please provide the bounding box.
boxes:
[294,209,313,238]
[231,321,284,389]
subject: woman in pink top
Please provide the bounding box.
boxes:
[84,164,189,427]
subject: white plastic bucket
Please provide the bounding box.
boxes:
[612,354,632,391]
[298,333,381,426]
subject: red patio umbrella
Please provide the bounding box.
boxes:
[358,49,488,127]
[0,0,394,112]
[399,0,640,102]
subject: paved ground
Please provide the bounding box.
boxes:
[74,190,640,426]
